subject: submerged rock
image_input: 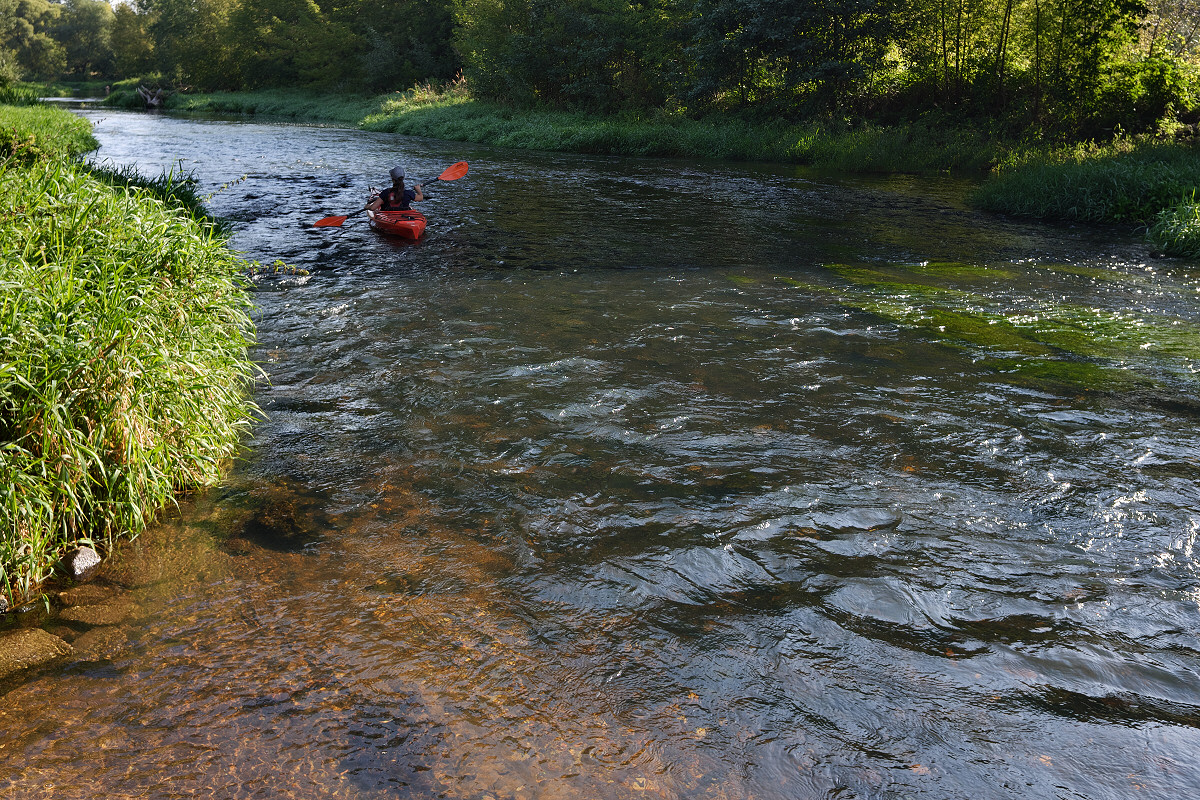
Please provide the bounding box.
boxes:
[0,629,72,681]
[57,599,134,627]
[57,583,118,607]
[71,626,131,662]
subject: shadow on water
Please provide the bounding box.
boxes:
[2,109,1200,799]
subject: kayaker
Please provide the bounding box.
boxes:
[366,166,424,212]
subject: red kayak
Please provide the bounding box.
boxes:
[368,208,426,239]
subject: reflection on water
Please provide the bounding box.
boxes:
[2,111,1200,799]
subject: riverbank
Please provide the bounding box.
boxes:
[974,138,1200,258]
[103,82,1200,258]
[0,102,260,612]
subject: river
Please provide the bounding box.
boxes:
[2,109,1199,799]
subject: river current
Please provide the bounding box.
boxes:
[2,110,1199,799]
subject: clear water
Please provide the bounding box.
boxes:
[2,110,1199,799]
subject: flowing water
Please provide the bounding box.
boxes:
[3,110,1200,799]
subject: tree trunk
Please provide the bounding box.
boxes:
[993,0,1015,106]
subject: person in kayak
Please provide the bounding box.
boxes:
[366,166,424,212]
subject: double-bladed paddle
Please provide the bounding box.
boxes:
[313,161,469,228]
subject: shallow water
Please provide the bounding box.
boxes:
[2,110,1200,799]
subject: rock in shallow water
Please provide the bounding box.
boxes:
[0,629,72,681]
[62,546,102,582]
[71,626,131,662]
[57,600,134,627]
[57,583,117,607]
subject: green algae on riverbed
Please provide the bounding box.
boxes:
[775,262,1200,392]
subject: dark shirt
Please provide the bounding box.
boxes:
[377,187,416,211]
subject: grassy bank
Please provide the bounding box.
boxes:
[14,80,113,99]
[0,103,99,161]
[974,139,1200,257]
[1,103,259,608]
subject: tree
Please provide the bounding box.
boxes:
[225,0,360,89]
[686,0,914,112]
[0,0,65,79]
[454,0,675,110]
[347,0,460,92]
[110,2,155,77]
[54,0,116,78]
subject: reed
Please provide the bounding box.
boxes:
[1,109,258,607]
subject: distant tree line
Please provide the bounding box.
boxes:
[0,0,460,93]
[2,0,1198,134]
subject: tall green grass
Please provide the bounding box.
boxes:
[362,95,1005,172]
[0,85,41,106]
[105,82,388,126]
[104,82,1009,173]
[1,108,259,607]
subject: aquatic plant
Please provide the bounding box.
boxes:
[0,155,259,606]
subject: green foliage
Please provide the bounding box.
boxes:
[0,0,65,79]
[0,151,258,606]
[454,0,675,111]
[0,83,41,105]
[686,0,910,112]
[52,0,115,79]
[110,3,154,79]
[116,0,461,92]
[352,0,460,92]
[7,0,1198,144]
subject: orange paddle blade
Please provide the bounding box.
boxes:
[313,215,349,227]
[437,161,468,181]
